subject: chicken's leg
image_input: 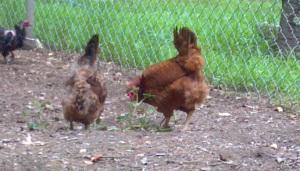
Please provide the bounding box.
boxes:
[96,109,102,124]
[9,52,15,64]
[163,115,171,128]
[70,121,74,130]
[4,56,8,64]
[84,124,89,130]
[96,118,101,124]
[5,52,14,64]
[182,111,193,130]
[159,118,165,127]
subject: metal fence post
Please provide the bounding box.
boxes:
[26,0,35,38]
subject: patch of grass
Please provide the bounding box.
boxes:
[22,100,50,131]
[117,90,160,131]
[117,100,160,131]
[1,0,299,104]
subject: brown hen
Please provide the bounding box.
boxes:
[62,34,107,130]
[127,27,209,130]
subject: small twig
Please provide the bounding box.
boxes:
[168,160,239,166]
[99,156,126,159]
[208,160,239,166]
[181,160,203,165]
[82,155,126,160]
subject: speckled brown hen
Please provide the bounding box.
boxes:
[62,34,107,130]
[127,27,209,130]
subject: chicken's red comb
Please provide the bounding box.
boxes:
[127,92,134,97]
[22,20,32,27]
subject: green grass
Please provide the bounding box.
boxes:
[1,0,299,104]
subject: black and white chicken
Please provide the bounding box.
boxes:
[0,20,31,64]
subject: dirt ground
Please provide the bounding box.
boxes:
[0,50,299,171]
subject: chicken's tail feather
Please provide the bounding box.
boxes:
[173,27,197,55]
[78,34,99,66]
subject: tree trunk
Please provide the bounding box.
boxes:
[277,0,300,55]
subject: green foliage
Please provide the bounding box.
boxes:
[117,103,159,131]
[117,91,160,131]
[22,100,50,131]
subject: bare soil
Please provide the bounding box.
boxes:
[0,50,299,171]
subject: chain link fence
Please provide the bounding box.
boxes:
[1,0,299,106]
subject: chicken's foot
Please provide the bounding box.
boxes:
[182,111,193,130]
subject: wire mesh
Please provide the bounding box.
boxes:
[1,0,299,105]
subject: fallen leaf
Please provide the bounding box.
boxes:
[276,157,285,163]
[140,157,148,165]
[275,107,283,112]
[16,120,26,123]
[243,105,258,109]
[62,64,69,70]
[80,149,87,153]
[270,143,278,149]
[91,155,102,162]
[32,141,46,146]
[46,61,52,66]
[219,154,228,161]
[165,160,176,164]
[145,141,151,145]
[21,134,46,146]
[156,127,172,132]
[21,134,33,145]
[137,153,145,157]
[218,112,232,116]
[45,104,54,110]
[1,139,19,143]
[200,166,212,171]
[84,160,93,165]
[288,114,297,119]
[26,104,33,110]
[107,126,119,131]
[115,72,122,77]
